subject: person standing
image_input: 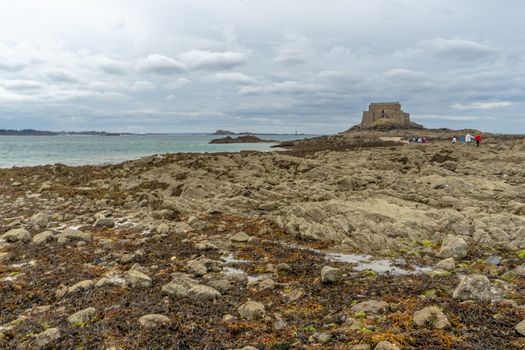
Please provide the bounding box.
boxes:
[465,133,473,145]
[475,134,482,147]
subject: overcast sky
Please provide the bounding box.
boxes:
[0,0,523,133]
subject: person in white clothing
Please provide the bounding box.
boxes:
[465,133,473,144]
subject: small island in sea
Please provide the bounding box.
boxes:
[209,135,278,144]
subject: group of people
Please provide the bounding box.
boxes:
[407,136,428,144]
[451,133,482,147]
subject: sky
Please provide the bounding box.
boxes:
[0,0,524,134]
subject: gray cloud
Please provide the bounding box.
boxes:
[47,69,78,83]
[206,72,258,85]
[178,50,247,70]
[419,38,498,61]
[136,54,187,74]
[239,81,323,95]
[0,79,46,90]
[98,57,127,75]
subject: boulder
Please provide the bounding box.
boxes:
[351,300,389,315]
[0,252,10,263]
[438,234,468,259]
[188,285,221,301]
[413,306,450,329]
[2,228,31,243]
[187,260,207,277]
[452,274,492,302]
[156,223,170,234]
[138,314,171,329]
[259,278,276,291]
[162,282,190,297]
[57,229,91,244]
[30,213,50,228]
[230,232,251,242]
[208,279,233,293]
[95,275,127,288]
[238,301,266,320]
[516,319,525,336]
[434,257,455,271]
[34,328,60,348]
[67,307,97,324]
[32,231,54,244]
[321,266,342,283]
[123,270,152,288]
[93,218,115,228]
[374,341,399,350]
[68,280,94,293]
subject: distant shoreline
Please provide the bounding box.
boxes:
[0,129,312,137]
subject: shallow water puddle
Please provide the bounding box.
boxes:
[325,252,432,275]
[268,240,432,275]
[221,253,261,281]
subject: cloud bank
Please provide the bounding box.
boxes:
[0,0,523,133]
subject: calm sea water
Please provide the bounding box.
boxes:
[0,134,308,168]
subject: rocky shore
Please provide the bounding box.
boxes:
[1,132,525,349]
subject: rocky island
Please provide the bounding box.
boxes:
[209,135,279,144]
[1,113,525,349]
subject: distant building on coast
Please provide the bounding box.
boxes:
[361,102,411,128]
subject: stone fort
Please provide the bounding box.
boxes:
[361,102,410,127]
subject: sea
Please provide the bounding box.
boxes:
[0,134,308,168]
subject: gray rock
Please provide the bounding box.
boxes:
[321,266,342,283]
[68,280,94,293]
[93,218,115,228]
[349,345,372,350]
[187,260,207,277]
[195,241,218,250]
[438,234,468,259]
[510,264,525,277]
[312,332,331,344]
[485,255,501,265]
[34,327,60,348]
[276,263,292,273]
[32,231,54,244]
[57,229,91,244]
[0,252,10,263]
[95,275,126,288]
[374,341,400,350]
[123,270,152,288]
[230,231,251,242]
[259,278,276,291]
[67,307,97,324]
[208,279,233,293]
[188,285,221,300]
[351,300,390,315]
[138,314,171,329]
[162,282,189,297]
[30,213,50,228]
[453,274,492,302]
[516,319,525,336]
[2,228,31,243]
[156,223,169,234]
[413,306,450,329]
[238,301,266,320]
[434,257,455,271]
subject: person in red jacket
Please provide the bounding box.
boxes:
[475,134,482,147]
